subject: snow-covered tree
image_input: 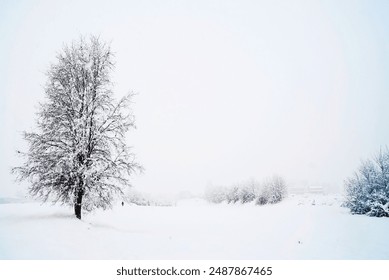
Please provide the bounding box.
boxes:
[13,37,142,219]
[344,149,389,217]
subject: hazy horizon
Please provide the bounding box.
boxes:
[1,0,389,197]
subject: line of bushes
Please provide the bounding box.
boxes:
[204,175,287,205]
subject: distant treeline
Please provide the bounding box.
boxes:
[204,175,287,205]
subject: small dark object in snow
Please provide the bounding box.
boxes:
[298,240,302,244]
[121,201,124,206]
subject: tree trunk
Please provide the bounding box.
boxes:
[74,178,84,219]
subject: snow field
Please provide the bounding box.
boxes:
[0,194,388,259]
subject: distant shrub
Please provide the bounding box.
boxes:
[204,186,228,204]
[255,193,269,205]
[205,176,287,206]
[239,183,257,203]
[263,176,288,204]
[344,149,389,217]
[125,190,174,207]
[226,186,240,204]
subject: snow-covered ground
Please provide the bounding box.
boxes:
[0,194,388,259]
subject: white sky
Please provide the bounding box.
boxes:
[1,0,389,196]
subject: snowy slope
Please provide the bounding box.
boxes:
[0,194,388,259]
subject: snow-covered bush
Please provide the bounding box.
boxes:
[264,176,288,204]
[239,181,257,203]
[226,186,240,204]
[255,176,287,205]
[255,188,269,205]
[344,149,389,217]
[204,186,228,203]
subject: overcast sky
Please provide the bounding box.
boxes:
[1,0,389,196]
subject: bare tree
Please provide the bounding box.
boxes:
[13,36,142,219]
